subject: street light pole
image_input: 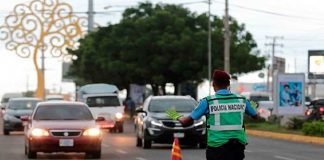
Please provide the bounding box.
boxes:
[88,0,94,31]
[224,0,230,73]
[208,0,212,95]
[41,43,45,100]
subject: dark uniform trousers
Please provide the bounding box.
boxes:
[206,139,245,160]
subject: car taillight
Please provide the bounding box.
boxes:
[31,128,49,137]
[320,107,324,112]
[258,108,265,114]
[305,109,312,116]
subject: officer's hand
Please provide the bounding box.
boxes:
[166,108,182,120]
[250,100,258,109]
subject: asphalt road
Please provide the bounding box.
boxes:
[0,118,323,160]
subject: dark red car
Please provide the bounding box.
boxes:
[24,101,102,159]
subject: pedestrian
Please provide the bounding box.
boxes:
[167,69,258,160]
[126,97,136,119]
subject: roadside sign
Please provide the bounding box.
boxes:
[274,73,305,115]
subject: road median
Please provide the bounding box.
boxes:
[247,129,324,145]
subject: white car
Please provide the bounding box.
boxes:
[84,93,124,133]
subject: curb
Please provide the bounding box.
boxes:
[246,129,324,145]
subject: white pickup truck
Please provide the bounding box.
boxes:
[77,84,124,132]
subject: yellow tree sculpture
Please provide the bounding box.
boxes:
[0,0,87,99]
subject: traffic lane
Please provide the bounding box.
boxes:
[99,119,205,160]
[0,120,200,160]
[246,136,324,160]
[1,119,323,160]
[0,132,26,160]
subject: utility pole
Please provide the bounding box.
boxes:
[88,0,94,31]
[265,36,283,99]
[224,0,230,73]
[208,0,212,95]
[41,43,45,100]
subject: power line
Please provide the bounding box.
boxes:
[213,0,324,23]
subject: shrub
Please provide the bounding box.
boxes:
[268,115,282,124]
[302,121,324,137]
[244,114,265,123]
[286,117,305,130]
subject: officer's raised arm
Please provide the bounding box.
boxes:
[178,98,208,125]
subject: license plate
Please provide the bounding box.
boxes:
[59,139,74,147]
[173,133,185,138]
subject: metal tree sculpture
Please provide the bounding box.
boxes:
[0,0,87,99]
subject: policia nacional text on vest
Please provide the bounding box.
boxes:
[205,93,247,147]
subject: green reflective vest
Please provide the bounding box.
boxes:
[206,93,247,147]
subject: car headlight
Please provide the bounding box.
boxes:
[31,128,49,137]
[115,112,123,119]
[194,121,204,127]
[151,120,162,127]
[83,128,101,136]
[3,114,16,121]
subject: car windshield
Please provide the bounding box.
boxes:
[33,105,93,120]
[148,98,196,113]
[305,96,312,102]
[1,98,9,103]
[315,99,324,106]
[8,100,40,110]
[86,96,120,107]
[250,96,270,103]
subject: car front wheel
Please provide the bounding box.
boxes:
[26,144,37,159]
[3,129,9,135]
[136,136,142,147]
[142,131,151,149]
[86,150,101,159]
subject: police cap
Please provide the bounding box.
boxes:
[212,69,231,86]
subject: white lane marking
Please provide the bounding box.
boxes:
[136,157,147,160]
[245,150,252,153]
[116,149,128,154]
[274,155,296,160]
[102,143,110,148]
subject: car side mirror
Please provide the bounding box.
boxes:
[21,115,31,126]
[136,107,143,112]
[135,107,147,116]
[1,107,5,114]
[20,115,29,122]
[96,117,105,122]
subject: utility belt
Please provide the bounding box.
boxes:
[207,139,245,149]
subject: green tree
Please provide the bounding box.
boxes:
[69,2,266,95]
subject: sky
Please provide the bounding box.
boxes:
[1,0,324,97]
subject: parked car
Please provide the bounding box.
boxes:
[2,97,41,135]
[24,101,102,159]
[135,96,206,149]
[305,99,324,121]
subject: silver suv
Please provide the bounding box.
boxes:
[135,96,206,149]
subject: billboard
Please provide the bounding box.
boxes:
[274,73,305,115]
[308,50,324,79]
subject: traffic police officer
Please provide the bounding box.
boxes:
[177,69,257,160]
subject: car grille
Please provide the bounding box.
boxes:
[162,121,183,128]
[50,130,81,137]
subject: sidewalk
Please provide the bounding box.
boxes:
[247,129,324,145]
